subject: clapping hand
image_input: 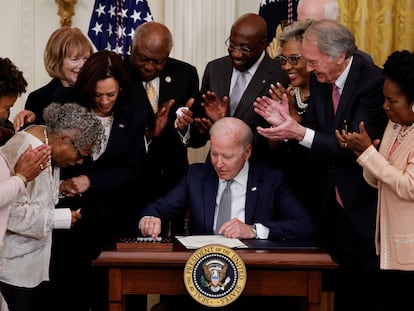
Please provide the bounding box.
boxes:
[174,98,194,132]
[152,99,174,137]
[254,93,289,127]
[269,83,299,119]
[201,91,227,122]
[335,121,379,157]
[255,93,306,141]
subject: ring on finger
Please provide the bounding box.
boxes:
[343,142,347,148]
[40,164,44,170]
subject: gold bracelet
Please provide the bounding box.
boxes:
[15,173,27,187]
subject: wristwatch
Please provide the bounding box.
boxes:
[251,224,257,239]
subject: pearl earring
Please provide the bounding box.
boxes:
[412,105,414,113]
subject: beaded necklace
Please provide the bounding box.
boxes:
[293,87,309,115]
[397,124,414,143]
[43,127,60,204]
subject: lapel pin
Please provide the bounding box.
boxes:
[165,76,171,83]
[119,124,125,128]
[251,187,257,191]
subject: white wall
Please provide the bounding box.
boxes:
[0,0,260,119]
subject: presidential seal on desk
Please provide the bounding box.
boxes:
[183,244,246,307]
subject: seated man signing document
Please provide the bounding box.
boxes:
[139,117,316,240]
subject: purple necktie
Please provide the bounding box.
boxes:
[332,83,340,115]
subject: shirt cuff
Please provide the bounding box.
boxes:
[54,208,72,229]
[176,125,191,146]
[299,128,315,148]
[255,223,269,239]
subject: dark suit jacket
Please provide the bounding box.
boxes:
[200,54,289,166]
[124,57,207,210]
[53,87,147,254]
[25,78,64,125]
[301,54,388,240]
[140,160,316,240]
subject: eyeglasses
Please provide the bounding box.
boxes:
[225,38,252,53]
[132,51,168,66]
[69,139,90,160]
[276,54,302,66]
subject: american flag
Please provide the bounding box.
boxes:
[88,0,153,58]
[259,0,298,43]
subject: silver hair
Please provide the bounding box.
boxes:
[209,117,252,149]
[43,102,104,153]
[303,19,356,58]
[279,19,313,48]
[297,0,339,20]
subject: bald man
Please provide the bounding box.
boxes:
[124,21,207,234]
[297,0,339,21]
[193,13,289,167]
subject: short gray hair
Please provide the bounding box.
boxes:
[210,117,252,149]
[303,19,356,58]
[279,19,313,48]
[131,21,173,52]
[43,102,104,153]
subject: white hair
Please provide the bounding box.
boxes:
[297,0,339,21]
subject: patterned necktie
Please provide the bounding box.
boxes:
[332,83,340,115]
[145,81,158,113]
[229,72,247,116]
[214,180,233,234]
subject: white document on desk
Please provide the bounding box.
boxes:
[176,235,248,249]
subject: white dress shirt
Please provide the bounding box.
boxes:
[214,161,269,239]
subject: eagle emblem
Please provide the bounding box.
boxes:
[201,259,231,292]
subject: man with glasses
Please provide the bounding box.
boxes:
[189,13,289,167]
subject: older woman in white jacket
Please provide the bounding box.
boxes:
[0,144,50,246]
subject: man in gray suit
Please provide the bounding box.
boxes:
[176,13,289,167]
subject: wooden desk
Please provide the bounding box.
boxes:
[93,243,337,311]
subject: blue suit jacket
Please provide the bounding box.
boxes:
[301,54,388,239]
[140,160,316,240]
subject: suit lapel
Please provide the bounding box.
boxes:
[244,163,260,224]
[203,168,220,230]
[234,56,273,117]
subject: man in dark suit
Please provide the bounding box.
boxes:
[296,0,374,63]
[254,19,387,311]
[139,117,316,241]
[139,117,316,311]
[176,13,289,167]
[124,22,207,235]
